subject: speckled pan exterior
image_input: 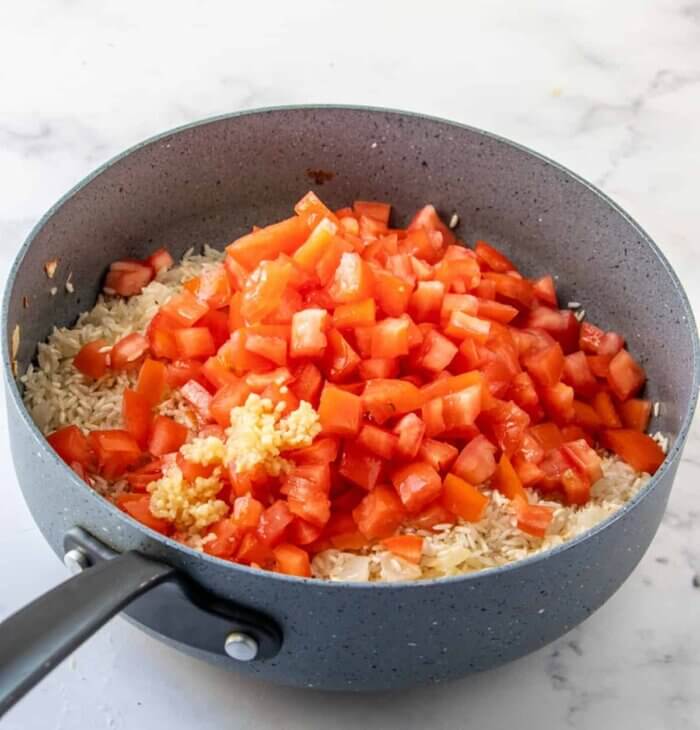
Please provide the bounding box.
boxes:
[3,107,699,691]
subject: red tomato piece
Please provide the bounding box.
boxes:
[601,429,665,474]
[532,275,557,307]
[525,308,580,354]
[593,390,622,428]
[286,481,331,527]
[146,311,179,360]
[161,290,209,327]
[321,329,360,381]
[418,439,458,473]
[442,473,489,522]
[579,322,604,354]
[442,385,483,431]
[540,382,575,424]
[289,362,323,405]
[515,502,553,538]
[173,327,216,360]
[353,485,407,540]
[117,494,170,534]
[290,436,340,465]
[339,443,384,490]
[391,461,443,513]
[256,500,295,546]
[165,359,203,389]
[598,332,624,356]
[607,349,645,401]
[587,354,613,378]
[328,252,374,304]
[88,429,142,479]
[227,216,309,270]
[481,400,530,455]
[47,425,94,468]
[562,350,597,397]
[318,383,362,436]
[380,534,423,564]
[418,330,458,372]
[273,544,311,577]
[146,247,174,274]
[240,258,293,324]
[357,423,399,460]
[373,269,413,317]
[408,205,455,247]
[492,454,528,502]
[204,519,242,559]
[572,400,603,431]
[410,281,445,322]
[245,333,287,366]
[122,388,152,448]
[393,413,426,460]
[452,434,497,484]
[292,217,337,272]
[111,333,149,370]
[522,342,564,387]
[370,317,410,359]
[333,298,376,329]
[201,356,239,390]
[362,378,424,424]
[619,398,652,432]
[477,299,519,324]
[483,272,533,308]
[196,266,232,310]
[290,308,329,358]
[103,261,154,297]
[74,339,110,379]
[529,422,564,451]
[441,293,479,321]
[235,532,275,568]
[209,380,251,427]
[444,312,491,344]
[287,518,323,546]
[353,200,391,224]
[180,379,214,422]
[136,358,167,406]
[358,358,399,380]
[561,467,591,505]
[147,415,188,456]
[474,241,516,273]
[562,439,603,483]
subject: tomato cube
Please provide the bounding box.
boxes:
[391,461,442,513]
[318,383,362,436]
[442,473,489,522]
[73,339,110,379]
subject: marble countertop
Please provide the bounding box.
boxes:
[1,1,699,728]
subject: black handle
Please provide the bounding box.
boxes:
[0,528,283,718]
[0,550,173,717]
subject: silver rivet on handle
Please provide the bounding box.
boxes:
[224,631,259,661]
[63,547,91,575]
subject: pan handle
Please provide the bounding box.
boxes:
[0,549,173,716]
[0,528,283,718]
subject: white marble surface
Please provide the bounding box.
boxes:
[1,1,699,728]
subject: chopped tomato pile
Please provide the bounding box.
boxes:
[47,191,665,577]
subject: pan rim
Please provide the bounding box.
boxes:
[3,103,699,589]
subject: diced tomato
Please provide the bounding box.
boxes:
[357,423,398,460]
[135,359,167,406]
[292,217,338,272]
[287,518,323,546]
[561,467,591,505]
[240,258,293,324]
[598,332,624,356]
[74,339,110,379]
[579,322,604,353]
[561,425,593,446]
[442,385,483,432]
[380,534,423,564]
[538,447,569,492]
[175,452,215,482]
[442,473,489,521]
[515,501,553,538]
[593,390,622,428]
[103,261,154,297]
[124,459,162,491]
[173,327,216,360]
[372,268,412,317]
[147,415,187,456]
[521,342,563,387]
[227,216,309,270]
[146,311,179,360]
[358,358,399,380]
[532,275,557,307]
[122,389,152,448]
[204,519,242,559]
[410,281,445,322]
[111,333,149,370]
[328,252,374,304]
[318,383,362,435]
[526,308,580,354]
[333,298,376,329]
[540,382,575,424]
[201,356,239,390]
[587,354,613,378]
[195,266,231,310]
[295,191,339,228]
[146,247,174,274]
[391,461,442,513]
[353,200,391,224]
[290,308,329,358]
[477,299,519,324]
[255,500,295,546]
[418,329,458,372]
[452,435,497,484]
[286,478,331,527]
[370,317,409,359]
[417,439,458,473]
[290,436,340,465]
[88,429,142,479]
[441,293,478,320]
[117,494,170,534]
[530,422,564,451]
[483,272,533,308]
[562,351,597,397]
[481,400,530,455]
[165,359,203,389]
[353,485,406,539]
[492,454,528,502]
[339,443,383,490]
[444,312,491,344]
[245,333,287,366]
[509,371,541,419]
[209,381,251,426]
[289,362,323,405]
[321,329,360,381]
[235,532,275,568]
[180,379,213,422]
[273,544,311,577]
[572,400,603,431]
[408,205,455,248]
[362,378,424,424]
[161,290,209,327]
[601,429,665,474]
[392,413,426,459]
[619,398,652,432]
[607,349,645,401]
[47,425,94,469]
[562,439,603,483]
[474,240,515,273]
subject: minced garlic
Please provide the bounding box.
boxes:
[148,465,227,535]
[225,393,321,476]
[180,436,227,465]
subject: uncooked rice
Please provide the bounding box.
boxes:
[21,245,653,582]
